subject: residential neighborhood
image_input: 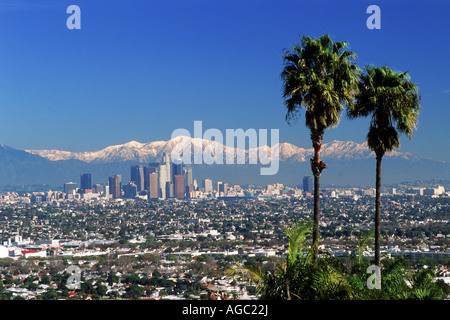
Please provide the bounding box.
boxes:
[0,181,448,300]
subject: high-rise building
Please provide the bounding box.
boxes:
[64,182,77,195]
[203,179,213,193]
[109,175,122,199]
[80,174,92,191]
[185,184,194,198]
[149,172,158,199]
[159,154,171,199]
[219,182,228,196]
[174,175,184,198]
[93,184,104,194]
[144,164,158,191]
[130,165,144,192]
[303,176,313,193]
[183,166,193,187]
[165,181,174,198]
[124,182,138,198]
[148,163,160,171]
[172,163,183,178]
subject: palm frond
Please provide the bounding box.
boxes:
[350,65,421,155]
[281,34,359,131]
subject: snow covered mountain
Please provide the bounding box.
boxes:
[25,136,416,164]
[0,138,446,187]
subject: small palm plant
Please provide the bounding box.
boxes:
[226,221,313,299]
[226,222,449,300]
[226,221,357,300]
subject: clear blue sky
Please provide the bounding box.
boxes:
[0,0,448,162]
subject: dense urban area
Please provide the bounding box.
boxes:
[0,179,448,300]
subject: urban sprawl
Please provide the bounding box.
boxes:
[0,155,448,300]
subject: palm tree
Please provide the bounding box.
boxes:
[281,34,359,264]
[348,66,420,268]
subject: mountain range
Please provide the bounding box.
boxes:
[25,136,415,163]
[0,136,447,188]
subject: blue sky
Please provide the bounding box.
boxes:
[0,0,449,162]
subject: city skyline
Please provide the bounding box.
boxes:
[62,153,202,200]
[0,0,448,163]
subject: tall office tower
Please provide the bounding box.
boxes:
[219,182,228,196]
[148,162,160,171]
[64,182,77,195]
[149,172,158,199]
[183,166,193,187]
[159,164,167,199]
[174,175,184,198]
[144,165,158,191]
[158,154,171,199]
[163,153,172,182]
[203,179,213,193]
[165,181,174,198]
[93,184,104,194]
[130,165,144,192]
[80,174,92,191]
[109,175,122,199]
[138,166,145,191]
[185,184,194,198]
[124,182,138,198]
[172,163,183,178]
[303,176,313,193]
[217,181,223,193]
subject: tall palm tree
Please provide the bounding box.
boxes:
[348,66,420,268]
[281,34,359,264]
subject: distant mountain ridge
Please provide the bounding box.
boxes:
[0,137,446,187]
[25,136,421,164]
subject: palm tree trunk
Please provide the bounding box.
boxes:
[312,173,320,266]
[310,129,324,266]
[375,154,382,267]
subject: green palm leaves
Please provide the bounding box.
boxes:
[226,221,314,300]
[281,34,359,132]
[226,221,449,300]
[226,221,358,300]
[348,66,420,157]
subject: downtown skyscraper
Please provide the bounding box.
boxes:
[303,176,313,193]
[159,153,172,199]
[80,173,92,191]
[109,175,122,199]
[127,153,195,200]
[130,165,144,192]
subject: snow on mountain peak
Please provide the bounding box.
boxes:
[25,137,413,163]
